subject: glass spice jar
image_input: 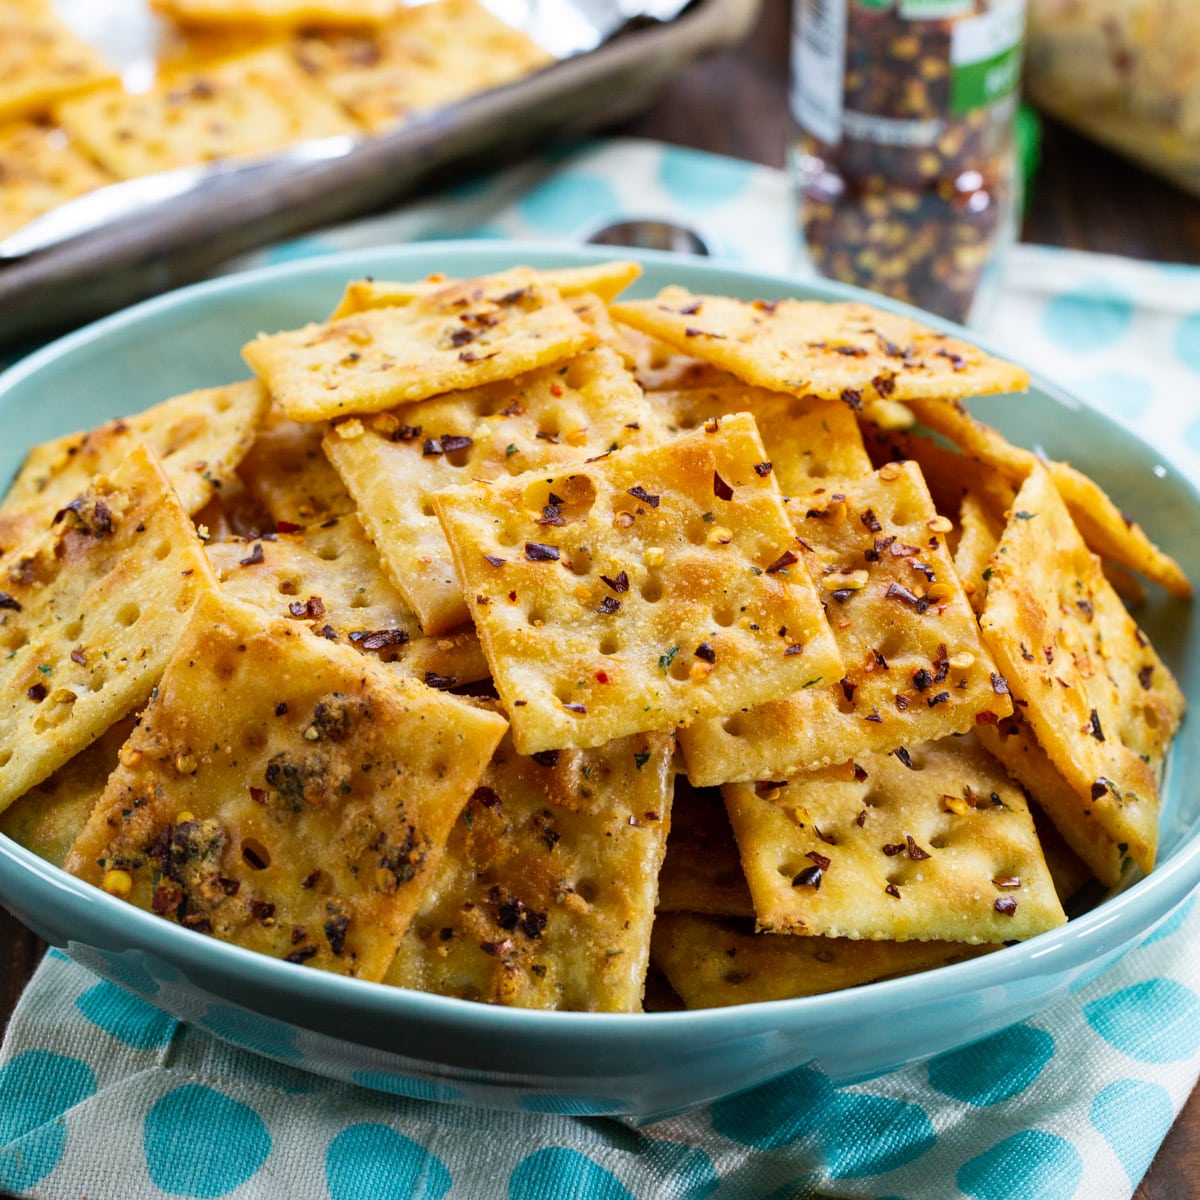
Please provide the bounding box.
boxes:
[791,0,1026,325]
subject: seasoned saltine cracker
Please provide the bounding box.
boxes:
[723,733,1067,943]
[1,380,269,555]
[324,344,660,633]
[978,464,1185,877]
[433,412,844,754]
[151,0,396,28]
[0,446,219,811]
[206,514,489,684]
[614,323,741,393]
[651,913,991,1008]
[678,462,1011,786]
[54,46,357,179]
[387,730,673,1010]
[244,268,598,423]
[609,288,1029,405]
[293,0,553,132]
[65,591,508,980]
[953,486,1011,616]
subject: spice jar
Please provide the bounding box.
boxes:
[791,0,1026,325]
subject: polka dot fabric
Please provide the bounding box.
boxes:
[4,140,1200,1199]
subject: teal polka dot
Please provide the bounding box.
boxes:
[1042,286,1134,352]
[0,1051,95,1193]
[516,174,621,234]
[519,1094,620,1115]
[711,1066,835,1150]
[76,980,176,1050]
[85,950,160,997]
[928,1025,1054,1106]
[957,1130,1083,1200]
[1175,313,1200,373]
[351,1070,463,1103]
[1090,1079,1174,1185]
[1142,893,1196,947]
[1074,371,1153,422]
[326,1124,450,1200]
[1084,978,1200,1062]
[659,146,754,210]
[203,1004,304,1062]
[825,1093,935,1179]
[264,237,333,265]
[144,1085,270,1198]
[47,947,70,962]
[640,1138,718,1198]
[509,1148,633,1200]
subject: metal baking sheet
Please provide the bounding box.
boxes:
[0,0,759,347]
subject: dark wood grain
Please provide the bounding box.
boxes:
[4,6,1200,1198]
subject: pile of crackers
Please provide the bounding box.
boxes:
[0,0,551,239]
[0,259,1188,1013]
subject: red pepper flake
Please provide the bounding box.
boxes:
[906,835,931,861]
[927,691,950,707]
[532,750,560,767]
[895,694,910,711]
[392,424,422,442]
[993,875,1020,889]
[450,327,476,347]
[424,671,457,690]
[712,471,734,502]
[886,581,928,613]
[483,553,506,567]
[275,703,288,716]
[754,462,773,477]
[872,373,896,398]
[678,300,703,315]
[994,896,1018,916]
[704,417,720,434]
[250,899,276,923]
[806,850,832,871]
[882,842,905,857]
[784,644,804,656]
[991,673,1009,695]
[239,543,264,566]
[324,914,350,956]
[218,877,241,896]
[288,595,326,619]
[275,520,303,534]
[441,435,474,454]
[912,668,932,692]
[537,503,565,527]
[627,485,660,508]
[765,549,798,574]
[70,647,87,666]
[349,628,410,651]
[301,870,321,889]
[562,701,587,714]
[423,437,443,456]
[26,682,46,702]
[316,624,337,640]
[690,639,718,666]
[285,945,318,964]
[549,382,563,397]
[597,596,621,615]
[891,746,915,770]
[791,865,823,889]
[1088,709,1105,742]
[1138,665,1154,690]
[855,810,868,827]
[833,345,866,357]
[865,712,883,723]
[936,348,967,371]
[595,670,609,684]
[976,710,999,726]
[0,593,20,612]
[839,387,863,411]
[600,571,629,593]
[860,509,882,534]
[249,786,267,805]
[525,542,560,562]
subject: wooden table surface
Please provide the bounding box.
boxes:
[4,4,1200,1197]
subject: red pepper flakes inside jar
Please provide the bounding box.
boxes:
[791,0,1025,325]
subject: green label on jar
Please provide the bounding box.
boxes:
[951,44,1022,113]
[899,0,975,17]
[949,0,1025,114]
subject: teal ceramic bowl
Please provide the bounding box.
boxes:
[0,242,1196,1121]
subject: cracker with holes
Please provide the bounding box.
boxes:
[609,289,1029,407]
[65,591,508,980]
[206,514,488,686]
[387,729,673,1010]
[433,412,843,754]
[0,446,219,811]
[978,463,1185,878]
[324,345,661,633]
[651,913,992,1008]
[0,380,269,555]
[615,323,741,392]
[244,268,598,423]
[235,403,355,528]
[723,732,1066,943]
[54,46,356,180]
[678,462,1011,786]
[330,262,643,320]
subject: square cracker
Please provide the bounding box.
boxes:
[65,591,508,981]
[678,462,1012,786]
[0,445,220,811]
[324,344,661,633]
[206,514,489,686]
[723,732,1067,943]
[54,46,357,180]
[243,268,599,423]
[293,0,553,133]
[1,380,269,555]
[978,463,1185,876]
[609,288,1029,406]
[151,0,396,28]
[433,412,844,754]
[614,323,741,393]
[0,120,113,240]
[651,913,991,1008]
[386,730,673,1011]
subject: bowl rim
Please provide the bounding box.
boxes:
[1,237,1197,1045]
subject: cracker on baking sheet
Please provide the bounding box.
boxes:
[978,464,1185,877]
[650,386,873,499]
[0,2,115,124]
[235,403,354,528]
[433,412,844,754]
[387,730,673,1010]
[0,715,134,868]
[324,344,660,634]
[54,46,357,180]
[244,268,599,423]
[151,0,396,29]
[678,462,1012,786]
[656,779,755,919]
[206,514,489,685]
[1,381,269,556]
[65,591,508,981]
[903,397,1192,599]
[651,913,992,1008]
[0,120,113,240]
[0,446,219,812]
[329,262,644,320]
[609,289,1030,405]
[293,0,553,133]
[723,732,1067,943]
